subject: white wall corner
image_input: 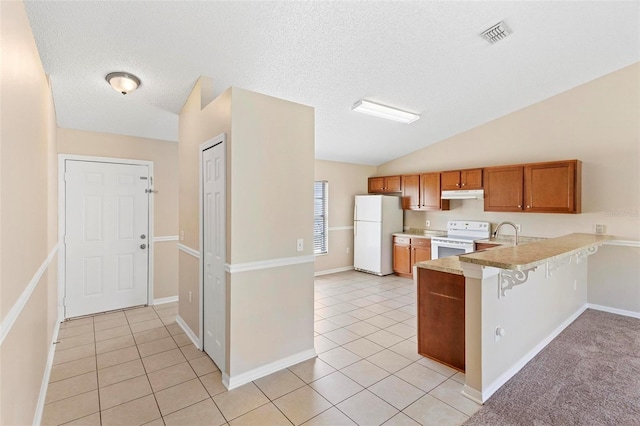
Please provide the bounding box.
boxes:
[153,296,179,305]
[176,315,201,349]
[225,348,317,391]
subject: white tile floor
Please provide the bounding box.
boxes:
[42,270,480,425]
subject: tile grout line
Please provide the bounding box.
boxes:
[126,308,164,424]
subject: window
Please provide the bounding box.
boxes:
[314,181,328,255]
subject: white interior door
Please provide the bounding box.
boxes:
[65,160,149,318]
[202,141,226,372]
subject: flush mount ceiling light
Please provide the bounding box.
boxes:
[351,100,420,124]
[106,72,141,95]
[480,21,512,44]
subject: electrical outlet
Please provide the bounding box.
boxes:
[346,247,350,254]
[594,224,606,235]
[180,230,185,241]
[296,238,304,252]
[425,220,431,228]
[188,291,192,303]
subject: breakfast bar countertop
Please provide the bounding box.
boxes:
[415,256,464,275]
[458,233,613,271]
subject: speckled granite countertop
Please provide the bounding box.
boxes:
[458,233,613,271]
[393,229,447,238]
[415,257,464,275]
[474,235,547,246]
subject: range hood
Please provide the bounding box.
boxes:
[441,189,484,200]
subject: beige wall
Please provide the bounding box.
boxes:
[178,82,315,383]
[178,78,231,335]
[57,128,179,300]
[0,1,58,424]
[377,63,640,313]
[314,160,376,273]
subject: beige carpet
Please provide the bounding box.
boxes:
[465,309,640,425]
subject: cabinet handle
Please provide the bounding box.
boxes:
[461,183,465,187]
[526,205,530,209]
[456,183,460,187]
[518,205,522,208]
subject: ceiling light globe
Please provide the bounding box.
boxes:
[106,72,141,95]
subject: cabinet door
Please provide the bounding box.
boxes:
[393,243,412,275]
[461,169,483,190]
[412,246,432,264]
[401,175,420,210]
[385,176,402,193]
[420,173,449,211]
[440,171,461,191]
[368,177,385,193]
[524,161,578,213]
[484,166,524,212]
[417,268,465,371]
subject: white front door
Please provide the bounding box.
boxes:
[202,140,226,372]
[65,160,150,318]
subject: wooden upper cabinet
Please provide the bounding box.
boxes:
[441,169,483,191]
[368,176,401,193]
[401,175,420,209]
[484,166,524,212]
[485,160,581,213]
[421,173,450,211]
[524,160,581,213]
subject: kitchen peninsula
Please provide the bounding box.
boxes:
[415,233,612,404]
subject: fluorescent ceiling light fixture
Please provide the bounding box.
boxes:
[106,72,141,95]
[351,100,420,124]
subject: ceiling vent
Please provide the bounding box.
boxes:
[480,21,511,44]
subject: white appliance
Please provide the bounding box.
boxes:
[431,220,490,260]
[353,195,403,275]
[441,189,484,200]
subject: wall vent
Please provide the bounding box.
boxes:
[480,21,511,44]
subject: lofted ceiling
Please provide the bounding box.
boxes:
[24,1,639,166]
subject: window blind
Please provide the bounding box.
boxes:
[314,181,328,255]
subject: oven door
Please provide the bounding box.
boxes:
[431,239,474,260]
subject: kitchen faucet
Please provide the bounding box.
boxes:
[493,221,519,245]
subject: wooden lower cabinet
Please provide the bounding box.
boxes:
[393,236,431,278]
[393,238,412,276]
[475,242,500,251]
[417,268,465,372]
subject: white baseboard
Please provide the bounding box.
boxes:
[478,304,588,403]
[461,385,484,405]
[587,303,640,319]
[314,266,354,277]
[33,315,62,426]
[175,315,201,348]
[153,296,179,305]
[223,348,317,390]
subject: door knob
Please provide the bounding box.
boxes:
[140,244,147,249]
[140,234,146,239]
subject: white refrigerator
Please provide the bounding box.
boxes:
[353,195,404,276]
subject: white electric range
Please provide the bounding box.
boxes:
[430,220,490,259]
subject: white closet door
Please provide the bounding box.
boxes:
[203,142,226,372]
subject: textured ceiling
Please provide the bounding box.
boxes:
[24,1,639,165]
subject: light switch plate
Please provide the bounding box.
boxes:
[296,238,304,252]
[594,224,606,235]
